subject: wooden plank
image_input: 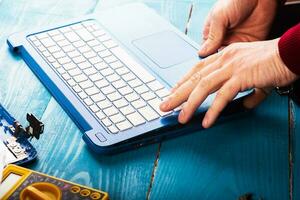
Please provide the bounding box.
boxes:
[292,101,300,200]
[149,1,290,199]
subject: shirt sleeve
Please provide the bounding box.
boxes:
[278,23,300,75]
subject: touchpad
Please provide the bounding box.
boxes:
[132,31,197,69]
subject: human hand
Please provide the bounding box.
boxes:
[200,0,278,57]
[160,39,298,128]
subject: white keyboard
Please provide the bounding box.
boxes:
[27,20,174,134]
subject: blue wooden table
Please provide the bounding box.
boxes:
[0,0,299,199]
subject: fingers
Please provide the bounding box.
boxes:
[162,57,223,112]
[202,77,241,128]
[171,53,221,93]
[199,16,227,57]
[178,68,229,124]
[243,88,270,109]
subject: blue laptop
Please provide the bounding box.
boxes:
[7,3,252,154]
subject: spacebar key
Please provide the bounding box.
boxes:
[110,47,155,83]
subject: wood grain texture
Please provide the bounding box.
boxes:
[149,1,290,199]
[292,101,300,200]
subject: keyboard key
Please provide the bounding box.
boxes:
[95,79,109,88]
[148,98,172,117]
[73,74,88,83]
[63,62,77,71]
[73,55,86,64]
[119,86,133,96]
[128,79,142,88]
[113,98,128,108]
[57,56,71,65]
[125,92,139,102]
[115,67,130,76]
[120,105,135,115]
[106,73,120,83]
[101,85,115,95]
[156,88,171,98]
[48,45,61,53]
[122,72,136,81]
[78,61,91,70]
[79,80,93,89]
[98,50,111,58]
[62,45,75,53]
[90,104,100,113]
[134,85,149,94]
[126,112,146,126]
[97,99,112,109]
[83,67,97,76]
[131,99,146,109]
[67,50,80,58]
[107,92,122,102]
[40,37,55,47]
[103,40,118,49]
[76,28,94,41]
[91,93,105,103]
[94,62,108,71]
[103,106,119,116]
[85,86,100,96]
[53,51,66,59]
[52,34,65,42]
[78,91,87,99]
[90,73,103,82]
[84,98,93,106]
[109,113,125,124]
[78,45,92,54]
[93,44,106,52]
[108,125,119,134]
[141,91,156,101]
[148,80,164,91]
[116,120,132,131]
[112,79,126,89]
[68,68,82,76]
[102,118,112,127]
[73,40,85,48]
[89,56,102,65]
[83,51,97,59]
[96,111,106,120]
[100,68,114,76]
[87,39,100,47]
[110,61,123,69]
[138,106,159,121]
[57,39,70,47]
[64,31,80,42]
[104,55,118,63]
[67,79,76,87]
[98,34,111,42]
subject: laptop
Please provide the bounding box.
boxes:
[7,3,252,154]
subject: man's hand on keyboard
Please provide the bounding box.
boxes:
[160,39,298,128]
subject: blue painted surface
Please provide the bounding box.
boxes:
[0,0,295,199]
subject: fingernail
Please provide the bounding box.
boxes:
[199,43,207,55]
[179,110,185,123]
[202,117,209,128]
[160,101,169,110]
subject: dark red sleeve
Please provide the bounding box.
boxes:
[278,23,300,75]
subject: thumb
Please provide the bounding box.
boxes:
[199,17,226,57]
[243,88,271,109]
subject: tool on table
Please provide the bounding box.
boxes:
[0,104,44,166]
[0,165,109,200]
